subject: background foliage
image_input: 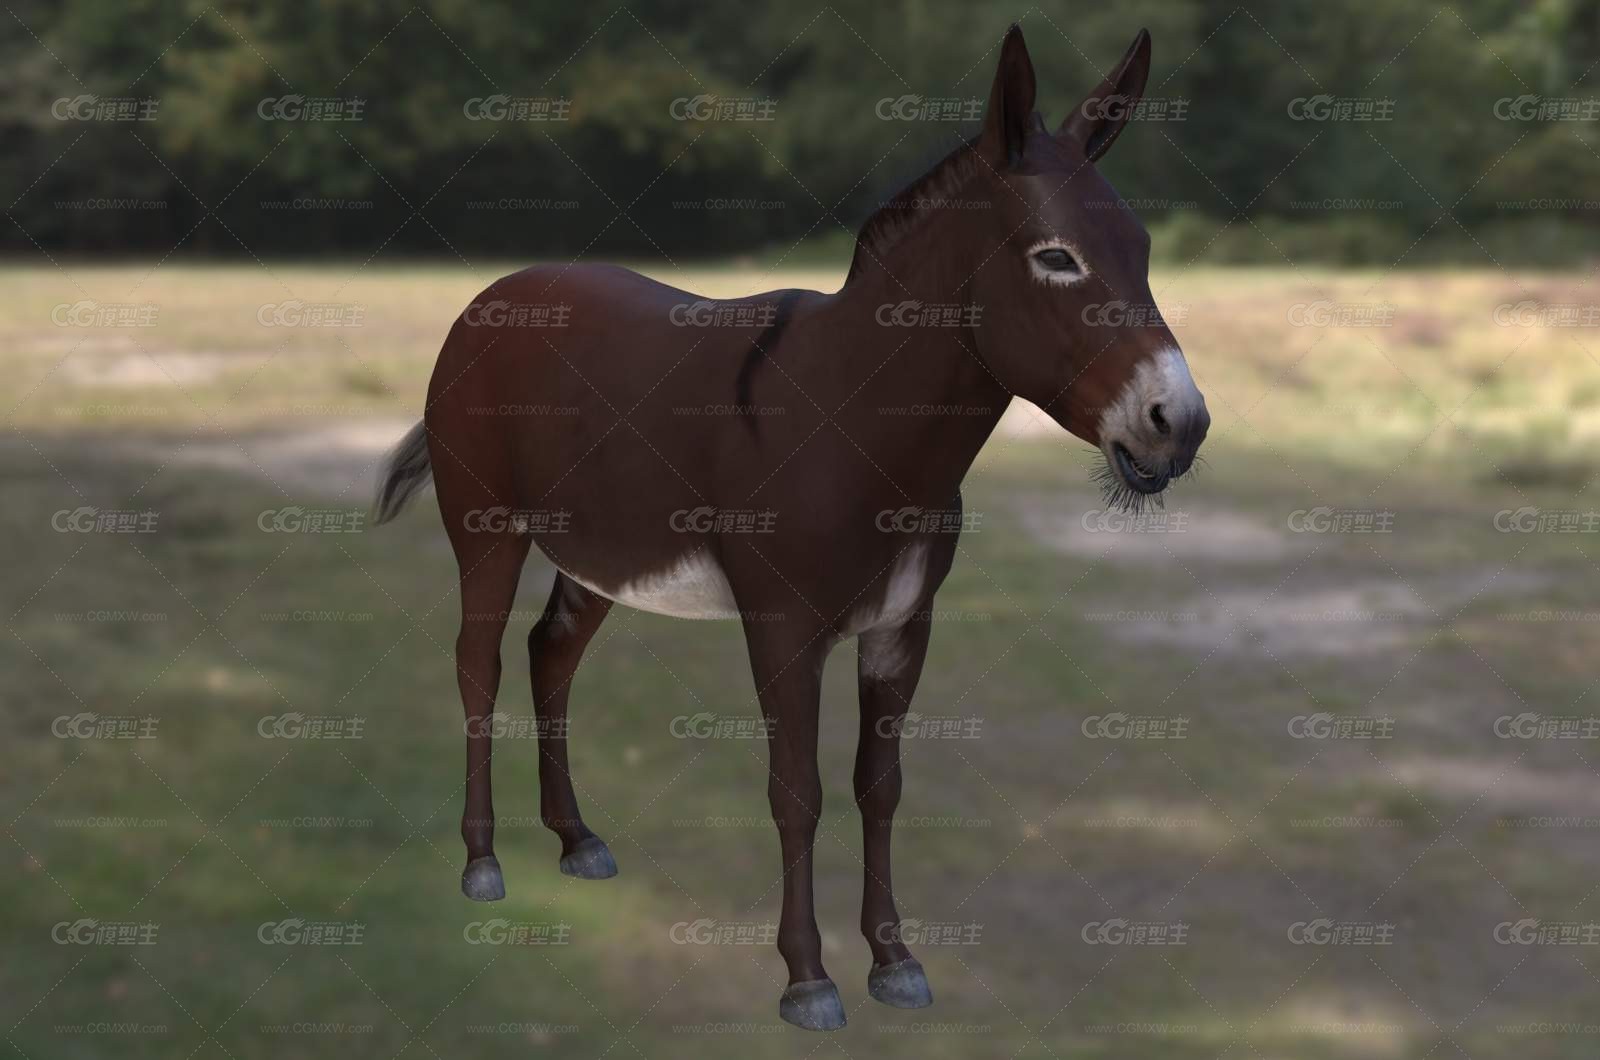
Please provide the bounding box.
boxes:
[4,0,1600,264]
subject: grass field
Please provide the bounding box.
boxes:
[6,260,1600,1059]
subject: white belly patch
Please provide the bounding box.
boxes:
[560,550,739,620]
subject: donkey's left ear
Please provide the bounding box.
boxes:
[1058,29,1152,162]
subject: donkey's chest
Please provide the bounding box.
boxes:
[838,540,933,636]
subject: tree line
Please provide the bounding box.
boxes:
[3,0,1597,264]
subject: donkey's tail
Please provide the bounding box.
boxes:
[372,420,432,525]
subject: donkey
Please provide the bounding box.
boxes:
[374,24,1207,1030]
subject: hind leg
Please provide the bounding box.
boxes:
[528,572,617,879]
[452,530,532,901]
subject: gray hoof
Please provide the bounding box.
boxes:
[868,957,932,1008]
[461,855,505,901]
[779,978,846,1031]
[559,836,617,880]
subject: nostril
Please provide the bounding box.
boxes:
[1148,403,1170,436]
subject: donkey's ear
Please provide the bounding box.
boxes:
[1058,29,1152,162]
[978,24,1037,168]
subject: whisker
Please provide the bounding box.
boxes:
[1088,461,1165,515]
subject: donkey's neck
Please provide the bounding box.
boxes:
[813,240,1011,505]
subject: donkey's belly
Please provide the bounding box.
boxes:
[556,550,739,620]
[551,538,936,627]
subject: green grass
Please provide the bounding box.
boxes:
[5,264,1600,1058]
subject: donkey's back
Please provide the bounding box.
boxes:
[428,263,801,426]
[411,263,833,602]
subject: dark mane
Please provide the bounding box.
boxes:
[845,134,982,283]
[843,114,1050,283]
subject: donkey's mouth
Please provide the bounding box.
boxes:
[1111,442,1170,495]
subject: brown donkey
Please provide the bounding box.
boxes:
[375,24,1208,1030]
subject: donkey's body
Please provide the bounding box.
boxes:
[377,25,1209,1030]
[423,261,987,627]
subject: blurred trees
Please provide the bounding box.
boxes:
[3,0,1598,263]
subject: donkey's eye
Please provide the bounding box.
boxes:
[1033,248,1081,273]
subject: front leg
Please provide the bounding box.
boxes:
[742,623,843,1031]
[855,613,934,1008]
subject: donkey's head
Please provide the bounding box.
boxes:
[967,25,1208,503]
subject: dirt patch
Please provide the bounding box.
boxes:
[1387,755,1600,815]
[62,351,231,387]
[23,335,129,356]
[1116,580,1430,656]
[1013,491,1295,564]
[1115,571,1549,658]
